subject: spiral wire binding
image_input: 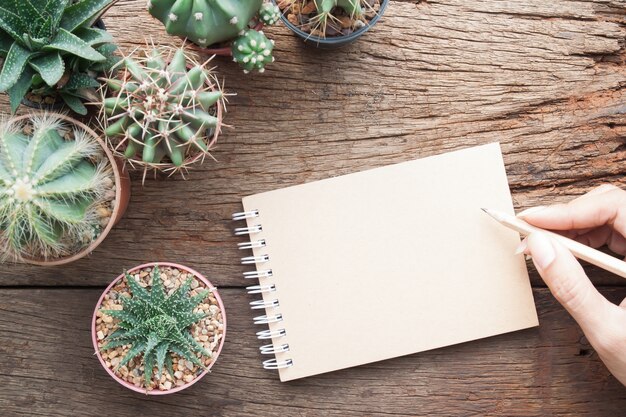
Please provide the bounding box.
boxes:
[234,208,293,371]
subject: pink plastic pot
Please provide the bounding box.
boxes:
[92,262,227,395]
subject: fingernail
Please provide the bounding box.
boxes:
[517,206,548,217]
[514,238,528,255]
[528,232,556,270]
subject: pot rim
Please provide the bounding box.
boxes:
[91,261,227,395]
[275,0,389,46]
[9,112,129,266]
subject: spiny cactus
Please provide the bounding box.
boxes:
[100,265,212,389]
[315,0,363,23]
[0,0,118,114]
[232,30,275,73]
[259,3,281,25]
[100,47,223,173]
[0,113,111,262]
[147,0,277,73]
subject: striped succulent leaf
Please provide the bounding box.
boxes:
[0,0,117,113]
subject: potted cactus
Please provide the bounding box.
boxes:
[148,0,280,73]
[0,112,130,265]
[99,46,225,176]
[93,262,226,394]
[0,0,119,114]
[276,0,388,48]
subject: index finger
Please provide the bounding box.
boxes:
[519,185,626,233]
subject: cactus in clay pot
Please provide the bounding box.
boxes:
[147,0,278,72]
[0,0,119,114]
[100,47,224,174]
[0,113,113,262]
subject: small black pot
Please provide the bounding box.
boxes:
[275,0,388,49]
[20,19,107,112]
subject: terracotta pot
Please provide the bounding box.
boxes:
[12,113,131,266]
[92,262,227,395]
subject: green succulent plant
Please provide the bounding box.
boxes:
[315,0,363,20]
[100,265,212,389]
[147,0,276,73]
[101,47,223,173]
[0,0,118,114]
[0,113,111,262]
[259,2,281,25]
[232,29,274,73]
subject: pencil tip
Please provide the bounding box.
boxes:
[481,207,488,213]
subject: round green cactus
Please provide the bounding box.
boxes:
[147,0,277,73]
[232,30,275,73]
[148,0,263,47]
[100,47,224,172]
[0,113,112,262]
[258,2,280,25]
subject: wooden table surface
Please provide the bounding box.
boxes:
[1,0,625,415]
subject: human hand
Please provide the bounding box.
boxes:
[518,184,626,386]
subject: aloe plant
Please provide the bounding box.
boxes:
[148,0,278,73]
[100,265,212,389]
[0,113,112,262]
[0,0,118,114]
[101,47,224,172]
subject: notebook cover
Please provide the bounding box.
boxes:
[242,142,538,381]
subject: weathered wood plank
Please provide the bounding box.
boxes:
[0,287,625,416]
[0,0,624,285]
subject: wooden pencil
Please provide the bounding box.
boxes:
[482,207,626,279]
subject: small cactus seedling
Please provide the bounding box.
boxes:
[100,265,212,389]
[0,0,119,114]
[100,47,224,175]
[259,2,281,25]
[147,0,277,73]
[232,30,275,73]
[0,113,113,262]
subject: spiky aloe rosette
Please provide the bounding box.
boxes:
[100,47,224,176]
[99,265,216,390]
[147,0,277,73]
[0,0,119,114]
[0,113,113,262]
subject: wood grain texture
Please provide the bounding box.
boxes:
[0,0,625,286]
[0,287,625,416]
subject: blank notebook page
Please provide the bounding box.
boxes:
[242,142,538,382]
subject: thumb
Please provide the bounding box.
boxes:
[525,232,613,334]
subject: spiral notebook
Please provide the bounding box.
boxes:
[233,143,538,382]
